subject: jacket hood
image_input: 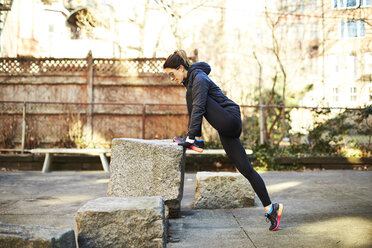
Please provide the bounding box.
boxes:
[183,62,211,87]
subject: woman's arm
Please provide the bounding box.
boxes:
[187,74,210,137]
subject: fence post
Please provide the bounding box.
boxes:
[21,101,26,153]
[193,49,199,62]
[142,104,146,139]
[86,51,94,142]
[260,104,264,145]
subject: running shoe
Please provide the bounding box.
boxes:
[173,137,204,153]
[265,203,284,231]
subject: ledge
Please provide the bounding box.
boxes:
[0,153,370,171]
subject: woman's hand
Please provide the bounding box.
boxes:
[173,136,195,148]
[173,136,204,153]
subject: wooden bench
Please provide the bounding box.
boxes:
[185,149,253,155]
[29,148,253,173]
[30,148,110,173]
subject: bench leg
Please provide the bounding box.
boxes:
[42,153,53,173]
[99,153,110,173]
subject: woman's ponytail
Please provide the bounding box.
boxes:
[163,50,191,70]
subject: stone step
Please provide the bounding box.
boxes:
[194,172,255,209]
[75,196,166,248]
[0,222,76,248]
[107,138,185,218]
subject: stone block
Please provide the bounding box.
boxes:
[0,222,76,248]
[193,172,255,209]
[107,138,185,217]
[76,196,166,248]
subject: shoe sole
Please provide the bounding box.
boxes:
[271,203,283,231]
[190,145,203,153]
[173,138,203,153]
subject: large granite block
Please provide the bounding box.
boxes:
[193,172,255,209]
[0,222,76,248]
[76,196,166,248]
[107,138,185,217]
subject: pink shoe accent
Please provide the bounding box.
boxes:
[271,215,281,231]
[271,203,283,231]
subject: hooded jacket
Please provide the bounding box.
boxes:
[182,62,240,137]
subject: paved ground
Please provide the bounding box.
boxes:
[0,170,371,248]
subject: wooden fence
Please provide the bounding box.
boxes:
[0,52,198,149]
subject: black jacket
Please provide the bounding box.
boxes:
[182,62,240,137]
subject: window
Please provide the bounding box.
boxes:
[334,0,371,8]
[310,0,317,9]
[365,53,372,73]
[350,87,357,102]
[280,0,318,12]
[369,85,372,103]
[312,22,318,39]
[347,55,356,79]
[348,0,357,7]
[340,20,365,38]
[310,57,318,74]
[281,0,288,11]
[299,0,305,11]
[332,88,339,102]
[289,0,297,11]
[361,0,371,6]
[49,24,54,33]
[327,55,339,75]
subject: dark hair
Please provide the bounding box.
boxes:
[163,50,191,70]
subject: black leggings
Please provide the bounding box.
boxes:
[204,97,272,207]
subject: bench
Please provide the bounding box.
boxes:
[185,149,253,155]
[30,148,110,173]
[29,148,252,173]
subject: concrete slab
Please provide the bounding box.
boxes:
[167,171,372,248]
[228,171,372,248]
[0,170,371,248]
[0,171,109,230]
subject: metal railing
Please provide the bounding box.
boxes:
[0,101,370,155]
[0,100,188,152]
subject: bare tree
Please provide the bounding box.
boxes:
[264,5,288,144]
[126,0,151,57]
[251,1,320,144]
[154,0,212,49]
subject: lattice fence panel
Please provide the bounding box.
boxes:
[0,56,197,76]
[0,58,87,75]
[93,58,166,75]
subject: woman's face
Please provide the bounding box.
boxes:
[165,66,185,84]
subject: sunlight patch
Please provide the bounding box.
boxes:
[267,181,302,193]
[38,195,94,205]
[300,217,372,247]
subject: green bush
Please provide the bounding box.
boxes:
[204,106,371,170]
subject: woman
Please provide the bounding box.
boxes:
[164,50,283,231]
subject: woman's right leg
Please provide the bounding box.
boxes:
[219,135,271,207]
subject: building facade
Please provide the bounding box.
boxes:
[1,0,371,107]
[271,0,372,107]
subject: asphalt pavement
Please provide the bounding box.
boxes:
[0,170,371,248]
